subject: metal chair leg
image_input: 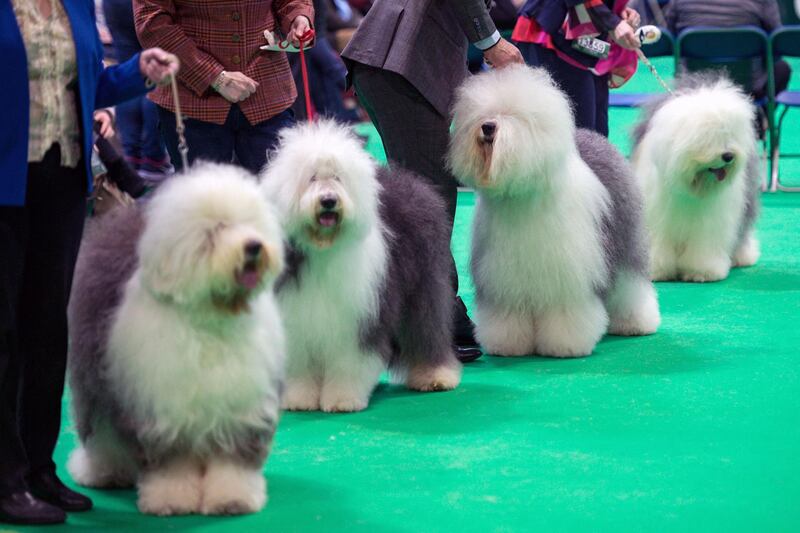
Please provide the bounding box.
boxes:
[773,107,800,192]
[769,143,779,192]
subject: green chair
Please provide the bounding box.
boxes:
[777,0,800,24]
[767,25,800,192]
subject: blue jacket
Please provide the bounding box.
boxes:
[1,0,151,206]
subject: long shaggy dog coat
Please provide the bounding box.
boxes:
[632,73,761,282]
[448,65,660,358]
[67,164,286,516]
[261,120,461,413]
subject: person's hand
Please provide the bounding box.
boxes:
[213,71,259,103]
[621,7,641,29]
[93,110,114,139]
[612,20,640,50]
[286,16,312,48]
[139,48,180,85]
[483,38,524,69]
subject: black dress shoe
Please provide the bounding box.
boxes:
[453,297,483,362]
[29,471,93,512]
[0,491,66,525]
[455,343,483,363]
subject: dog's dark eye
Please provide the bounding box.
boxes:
[310,175,317,183]
[332,175,341,182]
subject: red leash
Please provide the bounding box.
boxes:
[281,29,316,122]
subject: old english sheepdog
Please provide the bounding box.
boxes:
[66,163,286,516]
[448,65,660,358]
[632,73,761,282]
[261,120,461,413]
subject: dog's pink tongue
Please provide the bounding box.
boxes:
[712,168,727,181]
[318,212,338,227]
[237,270,261,289]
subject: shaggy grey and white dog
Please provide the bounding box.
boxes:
[67,164,286,516]
[448,65,660,358]
[632,72,761,282]
[261,120,461,413]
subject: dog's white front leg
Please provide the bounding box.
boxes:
[320,351,384,413]
[200,458,266,515]
[649,239,678,281]
[474,302,536,357]
[678,244,731,282]
[137,457,203,516]
[534,297,608,357]
[607,271,661,336]
[733,231,760,267]
[282,376,322,411]
[406,357,462,392]
[282,348,322,411]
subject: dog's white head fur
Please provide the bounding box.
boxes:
[137,163,284,312]
[261,120,380,251]
[449,65,577,196]
[639,78,756,197]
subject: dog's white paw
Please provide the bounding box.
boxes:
[406,361,462,392]
[679,253,731,282]
[201,461,266,515]
[480,339,533,357]
[533,337,596,358]
[733,235,760,267]
[534,301,607,358]
[650,248,678,281]
[320,392,369,413]
[137,461,202,516]
[320,380,371,412]
[651,266,677,282]
[679,266,729,283]
[318,357,382,412]
[282,380,321,411]
[475,307,536,357]
[609,312,660,336]
[607,274,661,336]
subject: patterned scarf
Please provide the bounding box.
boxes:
[514,0,639,88]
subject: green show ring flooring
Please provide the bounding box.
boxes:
[15,58,800,532]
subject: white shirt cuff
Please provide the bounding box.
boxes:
[473,30,501,51]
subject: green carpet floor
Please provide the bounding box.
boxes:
[13,60,800,532]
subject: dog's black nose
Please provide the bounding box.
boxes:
[320,195,338,210]
[481,122,497,138]
[244,240,263,260]
[722,152,735,163]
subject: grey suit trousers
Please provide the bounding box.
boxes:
[352,62,475,339]
[351,63,458,222]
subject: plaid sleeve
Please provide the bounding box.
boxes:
[273,0,315,37]
[584,0,622,33]
[133,0,224,96]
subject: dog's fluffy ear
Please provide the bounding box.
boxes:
[137,224,206,303]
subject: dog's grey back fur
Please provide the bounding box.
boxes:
[576,129,650,289]
[364,165,455,369]
[68,206,144,442]
[631,93,670,149]
[739,151,761,246]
